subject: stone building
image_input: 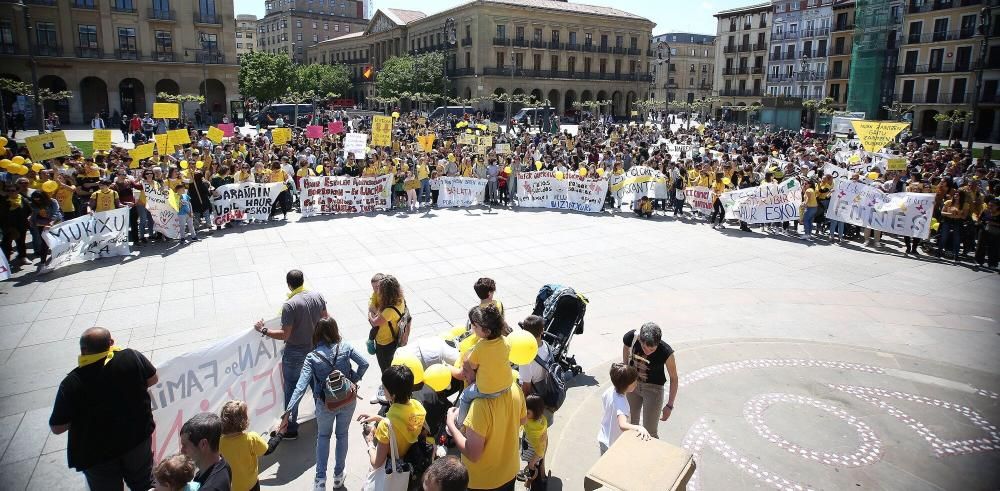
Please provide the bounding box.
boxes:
[236,13,257,62]
[650,32,716,110]
[713,2,772,109]
[257,0,368,63]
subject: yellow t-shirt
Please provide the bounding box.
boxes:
[165,178,184,193]
[82,165,102,179]
[375,399,427,456]
[91,189,118,212]
[460,163,472,177]
[523,415,548,457]
[417,164,429,180]
[468,336,513,394]
[54,185,75,213]
[296,167,314,178]
[463,383,526,489]
[375,302,404,346]
[219,432,268,491]
[805,188,818,207]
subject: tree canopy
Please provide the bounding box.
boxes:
[375,52,447,99]
[238,52,296,105]
[293,63,350,99]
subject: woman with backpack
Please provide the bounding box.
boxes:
[284,317,369,491]
[368,275,409,373]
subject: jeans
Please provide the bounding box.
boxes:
[420,178,431,203]
[456,382,503,427]
[315,398,357,480]
[864,228,882,244]
[625,382,665,438]
[82,436,154,491]
[829,219,845,240]
[282,344,310,434]
[179,214,196,239]
[976,230,999,267]
[938,220,961,259]
[135,204,152,237]
[802,206,818,236]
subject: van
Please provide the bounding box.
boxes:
[512,107,555,124]
[254,104,315,127]
[428,106,474,119]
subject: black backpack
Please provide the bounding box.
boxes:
[530,346,568,411]
[402,425,435,490]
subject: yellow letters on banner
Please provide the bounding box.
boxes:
[25,131,71,161]
[371,115,393,147]
[887,157,907,171]
[92,129,112,151]
[153,102,179,119]
[155,134,170,153]
[850,120,910,152]
[129,143,154,163]
[167,128,191,147]
[207,126,224,144]
[272,127,291,145]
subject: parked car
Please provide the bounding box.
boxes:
[428,106,474,119]
[253,104,315,127]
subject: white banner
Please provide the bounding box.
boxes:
[827,180,935,239]
[437,177,487,207]
[684,186,716,215]
[609,166,668,202]
[720,178,802,223]
[150,327,286,463]
[43,208,130,270]
[344,132,367,156]
[211,182,283,227]
[822,163,875,184]
[142,182,181,239]
[299,174,392,216]
[0,253,10,281]
[516,171,608,213]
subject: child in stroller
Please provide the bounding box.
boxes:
[531,284,588,377]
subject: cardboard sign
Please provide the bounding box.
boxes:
[217,123,235,137]
[92,129,113,151]
[25,131,71,161]
[371,115,393,147]
[850,120,909,152]
[271,127,291,146]
[154,134,170,154]
[887,157,907,171]
[206,126,224,144]
[129,143,155,162]
[306,125,324,138]
[153,102,179,119]
[417,133,436,152]
[328,121,344,134]
[167,128,191,147]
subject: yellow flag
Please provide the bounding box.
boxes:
[129,143,154,163]
[25,131,71,161]
[371,115,393,147]
[93,129,113,151]
[272,127,291,145]
[850,120,909,152]
[153,103,179,119]
[207,126,224,144]
[167,128,191,147]
[418,133,436,152]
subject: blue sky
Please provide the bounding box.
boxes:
[234,0,754,36]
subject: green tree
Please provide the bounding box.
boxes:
[375,52,447,102]
[238,51,295,106]
[802,97,837,129]
[933,110,973,143]
[293,63,351,101]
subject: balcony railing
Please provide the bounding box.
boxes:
[25,0,56,5]
[492,37,510,46]
[751,66,763,74]
[719,89,763,97]
[71,0,96,8]
[896,62,973,74]
[194,13,221,25]
[111,4,137,13]
[481,67,651,81]
[800,27,831,38]
[511,38,528,47]
[531,40,546,49]
[828,69,847,79]
[153,51,175,62]
[115,48,138,59]
[724,45,738,53]
[895,92,973,104]
[75,46,101,58]
[36,45,60,56]
[832,46,851,56]
[628,47,641,56]
[752,42,767,51]
[448,67,475,77]
[904,28,976,44]
[195,52,225,64]
[0,44,16,55]
[461,37,472,47]
[148,8,176,20]
[795,71,826,81]
[550,42,564,50]
[833,23,854,32]
[906,0,981,14]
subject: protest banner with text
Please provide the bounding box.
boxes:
[609,166,668,202]
[142,182,181,239]
[437,177,487,207]
[850,120,910,152]
[344,133,367,157]
[211,182,283,226]
[299,174,392,216]
[720,178,802,223]
[827,179,935,239]
[43,207,130,270]
[516,171,608,213]
[684,186,716,215]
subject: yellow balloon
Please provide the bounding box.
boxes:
[867,171,879,180]
[316,165,324,173]
[0,136,7,146]
[11,164,28,175]
[391,353,425,385]
[0,159,10,169]
[440,325,468,340]
[31,163,43,172]
[554,171,564,181]
[508,330,539,365]
[391,111,400,118]
[535,161,543,171]
[42,180,58,193]
[596,167,605,177]
[11,156,24,165]
[722,177,731,185]
[930,217,939,231]
[578,168,587,177]
[196,160,205,169]
[504,166,512,174]
[180,160,189,169]
[423,364,452,392]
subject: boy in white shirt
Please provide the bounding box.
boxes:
[597,363,649,454]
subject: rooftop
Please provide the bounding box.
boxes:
[653,32,716,45]
[481,0,651,22]
[714,2,772,17]
[382,8,427,25]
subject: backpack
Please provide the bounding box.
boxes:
[530,345,568,411]
[313,344,357,411]
[402,424,436,490]
[388,302,412,347]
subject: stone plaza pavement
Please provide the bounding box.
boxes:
[0,206,997,490]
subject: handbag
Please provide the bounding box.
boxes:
[315,344,357,411]
[363,420,411,491]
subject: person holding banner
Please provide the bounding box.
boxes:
[28,190,62,264]
[800,180,818,241]
[938,185,970,263]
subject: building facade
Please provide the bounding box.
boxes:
[895,0,999,141]
[306,0,656,117]
[713,2,771,109]
[827,0,855,109]
[767,0,834,100]
[651,32,716,108]
[0,0,238,124]
[257,0,368,63]
[236,13,257,61]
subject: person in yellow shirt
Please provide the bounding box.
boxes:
[446,379,526,490]
[359,365,427,484]
[51,173,77,219]
[519,395,548,486]
[89,180,121,212]
[416,158,431,205]
[367,274,407,372]
[455,304,513,426]
[710,171,728,229]
[459,157,472,177]
[218,401,268,491]
[801,179,818,240]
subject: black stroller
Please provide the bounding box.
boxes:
[531,284,588,377]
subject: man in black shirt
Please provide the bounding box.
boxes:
[179,413,232,491]
[49,327,158,490]
[622,322,678,439]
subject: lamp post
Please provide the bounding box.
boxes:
[968,5,992,152]
[656,41,671,122]
[506,50,516,133]
[12,0,41,133]
[185,34,211,127]
[442,17,456,112]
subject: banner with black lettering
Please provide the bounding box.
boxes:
[516,171,608,213]
[142,182,181,239]
[211,182,283,226]
[609,166,668,202]
[720,178,802,223]
[684,186,716,215]
[43,207,130,270]
[437,177,487,207]
[298,174,392,216]
[827,179,935,239]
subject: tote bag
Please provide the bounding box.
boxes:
[363,420,411,491]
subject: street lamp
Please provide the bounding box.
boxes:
[656,41,671,121]
[505,51,516,132]
[968,5,992,152]
[11,0,42,133]
[185,39,210,127]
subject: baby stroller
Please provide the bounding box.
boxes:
[531,284,587,377]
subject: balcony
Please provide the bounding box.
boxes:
[723,45,738,54]
[153,51,175,62]
[36,45,60,56]
[904,28,976,44]
[751,66,763,74]
[111,4,137,13]
[895,92,973,104]
[531,40,546,49]
[492,37,510,46]
[0,44,16,55]
[75,46,101,58]
[906,0,981,14]
[115,48,138,60]
[767,73,791,82]
[550,41,564,50]
[511,38,528,47]
[148,9,176,21]
[195,52,225,64]
[582,43,595,52]
[832,46,851,56]
[737,66,749,74]
[769,52,783,61]
[896,62,973,74]
[752,42,767,51]
[723,67,735,75]
[480,67,651,81]
[729,24,737,32]
[461,37,472,47]
[596,45,610,53]
[801,27,831,38]
[194,13,221,25]
[566,42,580,51]
[828,69,847,79]
[795,71,826,81]
[719,89,763,97]
[628,47,641,56]
[833,23,854,32]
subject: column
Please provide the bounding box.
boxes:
[992,110,1000,144]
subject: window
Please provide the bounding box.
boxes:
[568,56,576,73]
[334,24,339,31]
[908,21,922,43]
[614,59,621,74]
[585,33,592,46]
[247,32,252,39]
[615,35,623,48]
[324,23,328,30]
[932,18,948,42]
[496,51,505,68]
[117,26,136,51]
[569,31,577,45]
[74,0,96,6]
[345,25,349,32]
[516,26,524,41]
[78,24,97,48]
[630,36,637,49]
[236,32,243,38]
[551,30,560,44]
[496,25,506,39]
[237,42,242,48]
[533,28,542,43]
[584,57,591,73]
[0,21,15,49]
[312,34,318,42]
[113,0,135,11]
[201,32,218,52]
[550,55,557,70]
[599,58,606,74]
[600,34,608,48]
[312,22,318,29]
[33,22,57,50]
[533,53,542,70]
[296,20,303,28]
[155,30,172,54]
[296,33,303,41]
[152,0,169,11]
[465,51,471,68]
[199,0,216,18]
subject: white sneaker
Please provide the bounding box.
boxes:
[314,478,326,491]
[332,473,346,488]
